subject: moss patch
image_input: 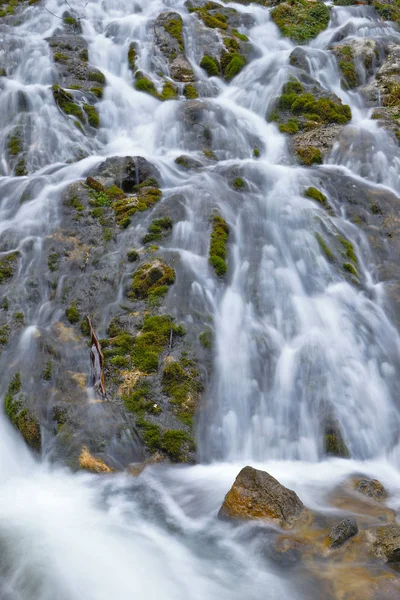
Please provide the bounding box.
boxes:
[5,373,41,451]
[128,42,137,71]
[297,146,323,166]
[129,260,175,301]
[271,0,330,44]
[305,186,332,212]
[183,84,198,99]
[315,232,334,261]
[209,215,229,277]
[200,55,220,77]
[162,356,202,426]
[52,85,84,122]
[0,252,19,284]
[65,302,80,324]
[142,217,173,244]
[83,104,100,128]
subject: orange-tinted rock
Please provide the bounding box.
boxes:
[218,466,307,528]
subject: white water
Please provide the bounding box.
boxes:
[1,0,400,597]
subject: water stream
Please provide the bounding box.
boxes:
[1,0,400,598]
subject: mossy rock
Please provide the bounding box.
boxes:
[271,0,330,44]
[200,55,220,77]
[296,145,323,166]
[0,252,19,284]
[5,373,41,451]
[162,356,203,426]
[142,217,173,244]
[209,215,229,277]
[129,260,175,300]
[52,85,85,123]
[324,418,350,458]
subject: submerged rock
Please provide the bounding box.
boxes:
[328,518,358,548]
[218,466,308,528]
[323,417,350,458]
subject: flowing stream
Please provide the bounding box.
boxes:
[1,0,400,598]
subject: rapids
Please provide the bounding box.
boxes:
[0,0,400,598]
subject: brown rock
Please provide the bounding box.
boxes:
[79,446,113,474]
[218,466,307,528]
[370,524,400,564]
[355,478,388,502]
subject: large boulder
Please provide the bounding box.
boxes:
[218,466,308,528]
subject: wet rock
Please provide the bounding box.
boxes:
[47,35,105,97]
[218,466,308,528]
[370,524,400,563]
[289,47,310,73]
[328,518,358,548]
[95,156,160,193]
[154,12,195,82]
[175,155,203,169]
[355,478,388,501]
[79,446,113,473]
[323,417,350,458]
[330,38,381,89]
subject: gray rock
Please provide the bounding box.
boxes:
[96,156,160,192]
[328,518,358,548]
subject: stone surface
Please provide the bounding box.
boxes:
[328,518,359,548]
[218,466,307,528]
[356,478,388,502]
[370,524,400,563]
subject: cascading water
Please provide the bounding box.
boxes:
[1,0,400,598]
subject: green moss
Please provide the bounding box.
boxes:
[0,325,9,346]
[163,16,184,51]
[128,42,137,71]
[315,233,334,261]
[103,227,113,242]
[127,249,140,262]
[88,71,106,84]
[161,82,178,101]
[197,10,229,30]
[200,55,220,77]
[339,236,357,264]
[83,104,100,128]
[0,252,19,284]
[279,119,299,134]
[52,85,85,122]
[343,262,359,277]
[160,429,194,461]
[296,146,323,166]
[123,381,160,415]
[209,215,229,277]
[373,1,400,24]
[305,186,329,209]
[233,177,246,190]
[325,432,350,457]
[7,133,22,156]
[113,186,162,227]
[222,52,246,81]
[135,417,161,451]
[65,302,80,324]
[54,52,69,62]
[80,318,90,336]
[253,147,260,158]
[43,360,53,381]
[339,61,358,89]
[271,0,330,44]
[278,81,352,125]
[90,86,103,99]
[233,29,249,42]
[13,311,24,324]
[135,77,159,98]
[1,297,9,311]
[15,158,27,176]
[183,84,198,99]
[5,373,41,451]
[199,329,213,349]
[142,217,173,244]
[63,16,78,27]
[129,261,175,300]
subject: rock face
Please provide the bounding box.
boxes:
[218,466,307,528]
[328,518,358,548]
[356,478,388,501]
[370,524,400,563]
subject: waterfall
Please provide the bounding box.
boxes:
[1,0,400,598]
